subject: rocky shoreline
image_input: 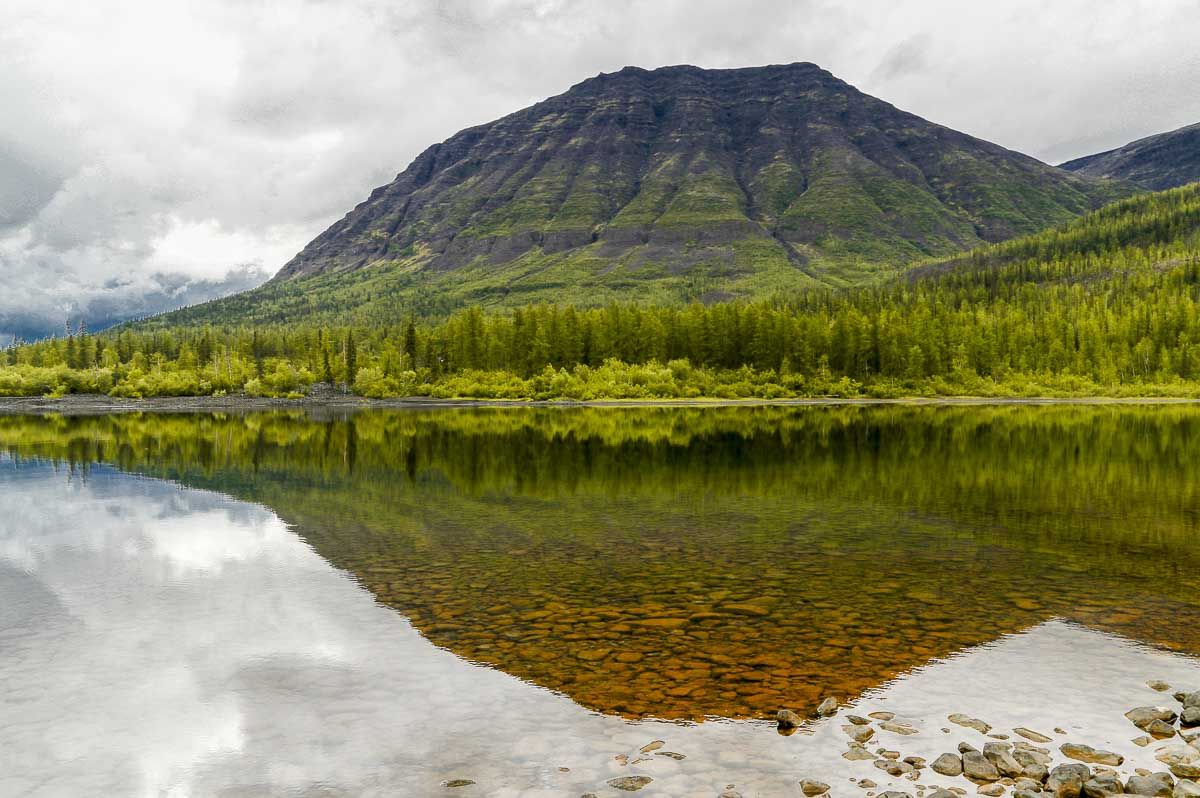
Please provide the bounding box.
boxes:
[774,685,1200,798]
[3,393,1200,417]
[434,682,1200,796]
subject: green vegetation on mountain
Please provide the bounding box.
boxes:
[146,63,1129,327]
[3,185,1199,399]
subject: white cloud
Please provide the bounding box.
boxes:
[2,0,1199,338]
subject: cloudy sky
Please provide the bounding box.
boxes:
[3,0,1199,341]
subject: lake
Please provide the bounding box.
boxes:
[1,405,1198,797]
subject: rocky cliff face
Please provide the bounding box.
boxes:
[1061,122,1200,191]
[274,63,1127,291]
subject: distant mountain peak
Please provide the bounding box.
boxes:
[1061,122,1200,190]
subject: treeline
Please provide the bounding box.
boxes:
[4,185,1200,399]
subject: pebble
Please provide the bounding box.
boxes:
[978,784,1005,796]
[818,697,840,716]
[443,779,476,788]
[802,779,832,796]
[844,724,877,743]
[1149,681,1173,692]
[778,709,804,729]
[1015,728,1054,743]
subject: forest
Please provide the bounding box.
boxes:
[3,185,1200,400]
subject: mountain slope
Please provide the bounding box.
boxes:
[908,183,1200,283]
[1061,122,1200,190]
[157,63,1132,327]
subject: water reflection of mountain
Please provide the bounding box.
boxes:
[2,406,1198,720]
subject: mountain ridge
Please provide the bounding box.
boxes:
[1061,121,1200,190]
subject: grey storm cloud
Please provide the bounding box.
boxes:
[3,0,1200,339]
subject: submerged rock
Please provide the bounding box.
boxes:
[1061,743,1124,766]
[1156,745,1200,768]
[845,748,878,761]
[442,779,476,788]
[1150,682,1173,692]
[1148,720,1179,739]
[881,721,920,736]
[877,759,917,777]
[802,779,832,796]
[1125,773,1175,797]
[952,714,994,734]
[607,776,653,791]
[844,723,877,743]
[1013,744,1053,767]
[1128,707,1180,730]
[870,711,897,721]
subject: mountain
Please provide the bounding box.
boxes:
[156,63,1132,326]
[1061,122,1200,190]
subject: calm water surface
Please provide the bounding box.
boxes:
[0,406,1198,796]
